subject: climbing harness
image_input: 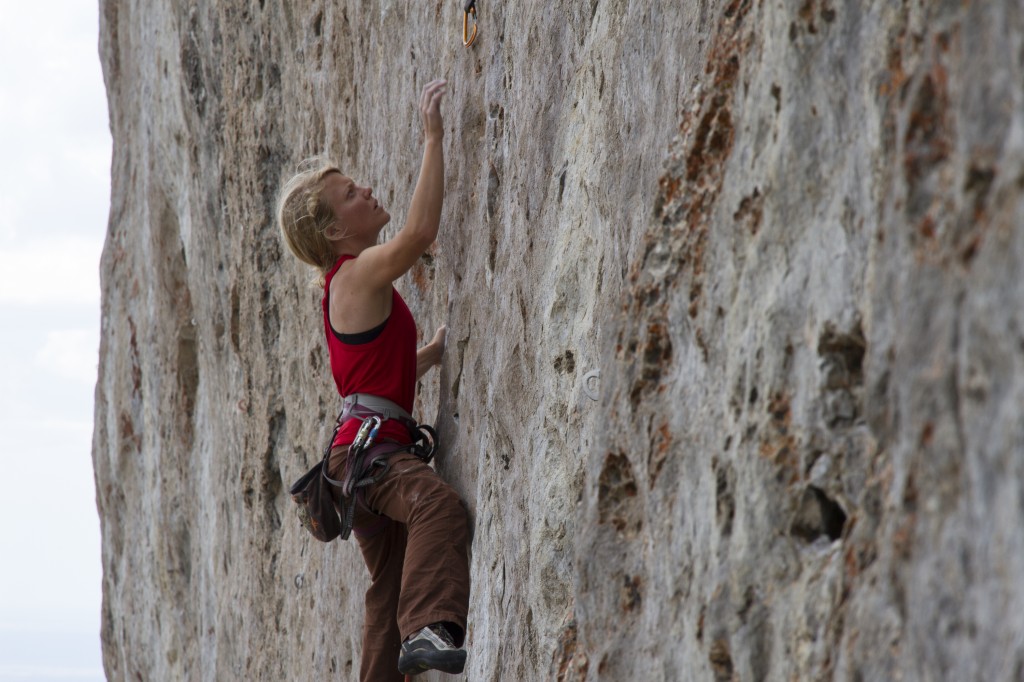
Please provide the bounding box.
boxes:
[289,393,439,542]
[324,394,439,539]
[338,393,438,467]
[463,0,478,47]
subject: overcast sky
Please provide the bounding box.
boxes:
[0,2,108,680]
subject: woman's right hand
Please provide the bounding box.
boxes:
[347,79,446,290]
[420,79,447,142]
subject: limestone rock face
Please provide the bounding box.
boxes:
[94,1,1024,680]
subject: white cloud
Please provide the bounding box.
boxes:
[0,1,111,246]
[0,6,107,667]
[0,664,104,679]
[0,415,100,629]
[33,327,100,385]
[0,237,103,306]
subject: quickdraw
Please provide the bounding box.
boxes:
[463,0,478,47]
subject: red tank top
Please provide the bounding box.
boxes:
[323,255,417,446]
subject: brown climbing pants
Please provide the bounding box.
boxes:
[329,447,471,682]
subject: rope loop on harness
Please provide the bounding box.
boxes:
[463,0,478,47]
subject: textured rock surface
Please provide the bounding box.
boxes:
[94,1,1024,680]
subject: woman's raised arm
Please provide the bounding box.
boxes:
[350,79,447,288]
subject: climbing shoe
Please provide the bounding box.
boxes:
[397,623,467,675]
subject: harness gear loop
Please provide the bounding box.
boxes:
[463,0,478,47]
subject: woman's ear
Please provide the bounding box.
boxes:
[324,221,346,242]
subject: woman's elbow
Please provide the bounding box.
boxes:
[406,222,439,249]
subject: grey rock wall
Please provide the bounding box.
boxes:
[94,1,1024,680]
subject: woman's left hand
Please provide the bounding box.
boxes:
[429,325,448,355]
[416,325,448,379]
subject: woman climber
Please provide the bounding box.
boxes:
[276,79,470,680]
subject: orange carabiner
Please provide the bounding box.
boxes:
[463,0,478,48]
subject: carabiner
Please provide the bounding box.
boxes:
[364,416,383,449]
[463,0,478,48]
[352,416,380,451]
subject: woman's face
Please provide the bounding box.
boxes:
[322,172,390,245]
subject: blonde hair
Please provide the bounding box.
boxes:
[276,158,343,281]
